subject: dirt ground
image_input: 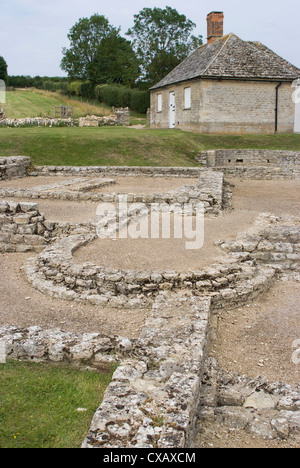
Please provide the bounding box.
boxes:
[0,252,149,339]
[208,280,300,387]
[0,175,199,194]
[90,176,199,194]
[0,177,299,388]
[74,179,300,271]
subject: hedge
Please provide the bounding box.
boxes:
[99,85,149,113]
[7,75,150,114]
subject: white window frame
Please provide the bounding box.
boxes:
[184,87,191,109]
[157,93,162,112]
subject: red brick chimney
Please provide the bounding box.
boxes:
[207,11,224,44]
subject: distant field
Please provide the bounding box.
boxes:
[2,88,112,119]
[0,126,299,167]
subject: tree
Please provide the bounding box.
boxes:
[126,7,203,85]
[90,33,140,87]
[0,56,8,84]
[61,14,118,81]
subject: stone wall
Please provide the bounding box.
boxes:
[0,325,128,368]
[0,200,52,252]
[0,156,31,180]
[0,109,130,128]
[196,149,300,179]
[0,117,77,127]
[1,211,299,448]
[218,213,300,274]
[24,232,276,310]
[82,294,211,448]
[199,358,300,442]
[0,170,227,215]
[33,165,205,178]
[150,79,295,134]
[0,295,212,448]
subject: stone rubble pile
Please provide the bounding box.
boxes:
[198,358,300,442]
[0,109,130,128]
[0,325,131,368]
[0,156,31,181]
[218,213,300,275]
[0,117,77,127]
[0,200,52,253]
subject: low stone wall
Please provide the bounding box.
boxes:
[196,150,300,179]
[0,295,211,448]
[0,200,52,252]
[0,117,78,127]
[78,115,118,127]
[34,165,206,178]
[23,232,276,310]
[1,212,299,448]
[0,109,130,128]
[199,358,300,442]
[82,294,211,448]
[21,213,299,312]
[0,156,31,180]
[218,213,300,274]
[0,325,130,368]
[0,177,117,202]
[0,170,228,215]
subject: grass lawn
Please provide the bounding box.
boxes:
[3,89,112,119]
[0,360,113,448]
[0,126,299,167]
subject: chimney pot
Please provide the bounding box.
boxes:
[207,11,224,44]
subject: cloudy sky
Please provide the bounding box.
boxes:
[0,0,299,77]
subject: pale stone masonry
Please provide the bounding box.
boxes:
[196,149,300,179]
[151,79,296,134]
[0,156,31,180]
[150,13,300,134]
[1,158,300,446]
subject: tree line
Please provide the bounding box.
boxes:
[0,7,203,113]
[60,7,202,88]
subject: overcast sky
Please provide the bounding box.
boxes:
[0,0,299,77]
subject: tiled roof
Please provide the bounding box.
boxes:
[150,34,300,90]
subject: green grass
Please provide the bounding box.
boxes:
[0,360,113,448]
[3,89,112,119]
[0,126,299,167]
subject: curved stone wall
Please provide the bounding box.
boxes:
[23,232,276,310]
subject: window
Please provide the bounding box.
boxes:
[157,93,162,112]
[184,87,191,109]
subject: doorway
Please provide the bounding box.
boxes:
[169,91,175,129]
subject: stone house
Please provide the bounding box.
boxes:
[149,12,300,134]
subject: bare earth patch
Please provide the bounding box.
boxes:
[0,253,149,339]
[208,280,300,387]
